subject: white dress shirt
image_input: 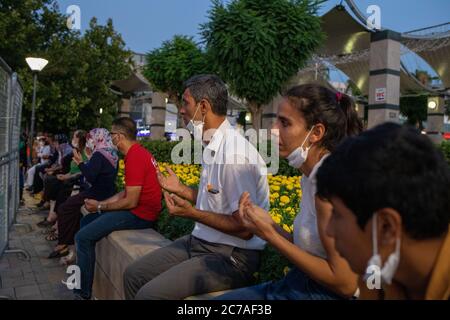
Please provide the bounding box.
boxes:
[192,119,270,250]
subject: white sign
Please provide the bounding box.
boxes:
[375,88,386,102]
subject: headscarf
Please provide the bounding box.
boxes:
[87,128,119,168]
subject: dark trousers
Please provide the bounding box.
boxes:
[216,267,344,300]
[19,166,24,201]
[74,211,154,299]
[123,235,261,300]
[56,192,87,246]
[44,175,74,210]
[32,163,48,194]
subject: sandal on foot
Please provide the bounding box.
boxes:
[37,218,54,228]
[60,250,76,266]
[42,227,55,235]
[45,232,59,242]
[47,246,68,259]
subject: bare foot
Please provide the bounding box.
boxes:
[47,211,57,223]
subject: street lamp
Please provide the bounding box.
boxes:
[428,100,437,110]
[25,57,48,166]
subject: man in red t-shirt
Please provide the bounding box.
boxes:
[73,117,162,300]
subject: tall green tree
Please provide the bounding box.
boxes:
[0,0,131,133]
[201,0,325,130]
[143,35,209,108]
[74,18,131,130]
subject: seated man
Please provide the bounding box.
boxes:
[123,74,270,300]
[73,118,162,300]
[316,123,450,300]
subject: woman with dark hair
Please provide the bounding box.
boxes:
[38,130,88,236]
[217,83,363,300]
[47,128,118,264]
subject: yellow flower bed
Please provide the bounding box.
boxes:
[118,160,301,232]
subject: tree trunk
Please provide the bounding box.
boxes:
[168,93,183,128]
[248,102,263,133]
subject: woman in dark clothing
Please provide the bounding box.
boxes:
[48,128,118,261]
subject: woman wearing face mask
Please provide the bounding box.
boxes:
[217,83,363,300]
[47,128,118,264]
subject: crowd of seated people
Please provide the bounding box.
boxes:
[23,76,448,301]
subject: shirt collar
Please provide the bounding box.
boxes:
[204,118,232,152]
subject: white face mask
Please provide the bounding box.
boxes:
[186,103,205,141]
[86,138,95,151]
[286,126,314,169]
[365,213,401,285]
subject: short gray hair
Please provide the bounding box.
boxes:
[183,74,228,116]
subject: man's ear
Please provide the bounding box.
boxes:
[200,98,211,115]
[375,208,402,247]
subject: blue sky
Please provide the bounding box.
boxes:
[56,0,450,53]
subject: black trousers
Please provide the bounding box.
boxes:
[32,163,49,194]
[43,175,74,211]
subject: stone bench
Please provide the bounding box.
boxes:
[92,229,229,300]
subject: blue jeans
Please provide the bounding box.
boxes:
[73,211,154,299]
[216,267,344,300]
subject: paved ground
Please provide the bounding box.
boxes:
[0,193,74,300]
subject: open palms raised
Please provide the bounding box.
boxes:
[157,166,183,194]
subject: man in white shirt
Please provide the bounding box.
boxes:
[123,74,270,300]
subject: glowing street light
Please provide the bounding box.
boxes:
[25,57,49,166]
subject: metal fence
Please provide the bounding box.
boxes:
[0,57,23,257]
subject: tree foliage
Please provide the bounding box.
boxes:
[400,95,428,129]
[143,35,210,106]
[200,0,325,130]
[0,0,131,133]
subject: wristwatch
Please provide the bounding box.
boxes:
[97,203,103,214]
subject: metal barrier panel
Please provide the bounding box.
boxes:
[0,162,7,255]
[8,74,22,226]
[0,60,10,255]
[0,57,23,256]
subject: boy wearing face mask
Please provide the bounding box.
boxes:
[317,123,450,300]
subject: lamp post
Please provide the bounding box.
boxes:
[25,57,48,166]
